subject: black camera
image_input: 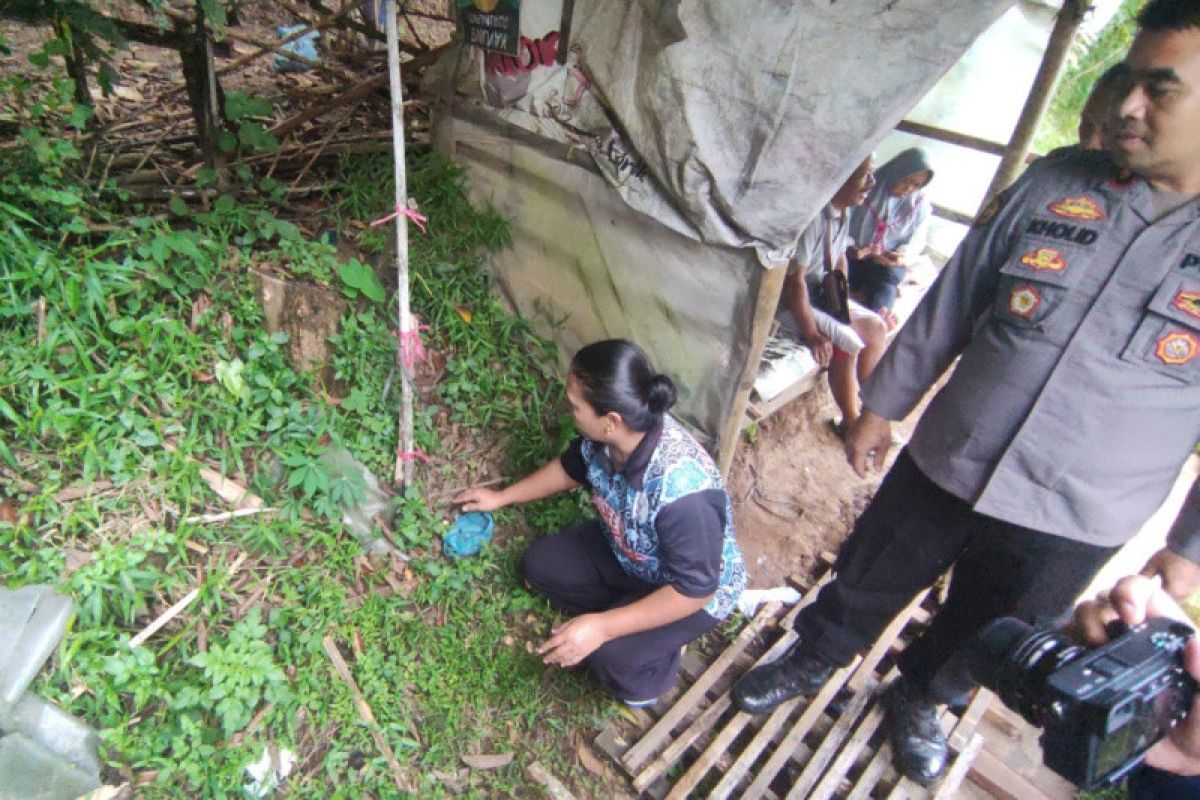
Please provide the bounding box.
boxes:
[969,616,1196,789]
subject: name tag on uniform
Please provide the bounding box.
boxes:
[1025,217,1099,246]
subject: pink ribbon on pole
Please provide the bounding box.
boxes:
[398,324,430,369]
[396,448,431,464]
[370,204,428,234]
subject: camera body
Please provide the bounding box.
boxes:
[971,616,1196,789]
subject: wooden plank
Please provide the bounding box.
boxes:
[967,749,1057,800]
[621,602,782,772]
[948,688,993,750]
[933,732,985,800]
[846,742,897,800]
[705,692,808,800]
[807,703,887,800]
[784,677,879,800]
[662,707,757,799]
[632,571,834,791]
[718,264,789,476]
[742,367,822,430]
[886,776,917,800]
[737,663,858,800]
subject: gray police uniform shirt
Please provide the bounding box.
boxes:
[862,147,1200,559]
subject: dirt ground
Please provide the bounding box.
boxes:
[728,376,932,590]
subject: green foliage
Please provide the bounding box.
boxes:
[1035,0,1141,153]
[185,610,291,737]
[338,257,386,302]
[1,108,605,794]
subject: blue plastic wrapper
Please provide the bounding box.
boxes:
[274,25,319,72]
[443,512,495,558]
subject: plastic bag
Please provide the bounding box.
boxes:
[443,512,494,558]
[274,25,319,72]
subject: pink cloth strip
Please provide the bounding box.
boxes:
[370,204,428,234]
[398,324,430,369]
[396,448,430,464]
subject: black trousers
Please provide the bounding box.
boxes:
[522,521,721,702]
[848,256,904,312]
[794,451,1117,702]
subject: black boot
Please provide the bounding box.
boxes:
[731,639,835,715]
[883,676,948,786]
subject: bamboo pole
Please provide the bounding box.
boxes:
[716,263,788,477]
[385,0,416,489]
[978,0,1090,212]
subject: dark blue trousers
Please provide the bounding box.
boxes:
[523,521,720,702]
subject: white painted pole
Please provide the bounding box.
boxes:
[385,0,415,489]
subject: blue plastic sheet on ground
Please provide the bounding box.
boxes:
[274,25,319,72]
[443,512,494,558]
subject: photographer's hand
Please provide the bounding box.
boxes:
[1074,575,1200,777]
[1142,548,1200,600]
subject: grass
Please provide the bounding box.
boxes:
[0,86,617,796]
[1034,0,1140,154]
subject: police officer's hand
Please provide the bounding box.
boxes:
[845,410,892,477]
[1073,575,1200,777]
[1142,548,1200,600]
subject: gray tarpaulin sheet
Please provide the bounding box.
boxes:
[445,109,760,442]
[432,0,1013,443]
[572,0,1013,265]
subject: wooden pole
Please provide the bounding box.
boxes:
[386,0,416,489]
[716,263,788,477]
[978,0,1090,213]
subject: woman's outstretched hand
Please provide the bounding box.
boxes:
[454,487,506,512]
[537,614,610,668]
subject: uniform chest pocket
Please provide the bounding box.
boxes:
[991,241,1087,329]
[1121,271,1200,383]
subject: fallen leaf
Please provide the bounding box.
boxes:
[455,306,474,324]
[64,548,92,576]
[462,752,514,770]
[112,85,143,102]
[616,704,641,725]
[190,292,212,331]
[0,499,17,524]
[576,741,606,776]
[431,770,462,792]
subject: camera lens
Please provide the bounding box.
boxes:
[969,617,1088,725]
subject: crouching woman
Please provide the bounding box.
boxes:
[455,339,745,706]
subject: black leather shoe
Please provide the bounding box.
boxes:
[731,640,835,715]
[883,676,948,786]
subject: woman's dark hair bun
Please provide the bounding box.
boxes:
[569,339,674,432]
[647,374,677,414]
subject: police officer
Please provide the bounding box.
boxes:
[732,0,1200,787]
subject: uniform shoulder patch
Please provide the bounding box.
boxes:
[1171,290,1200,322]
[1156,330,1200,365]
[1019,247,1067,272]
[1009,284,1043,319]
[974,191,1007,229]
[1048,195,1106,221]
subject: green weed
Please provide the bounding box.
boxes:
[1,102,608,796]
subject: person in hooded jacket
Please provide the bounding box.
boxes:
[847,148,935,317]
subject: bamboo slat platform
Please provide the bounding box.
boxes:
[594,558,989,799]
